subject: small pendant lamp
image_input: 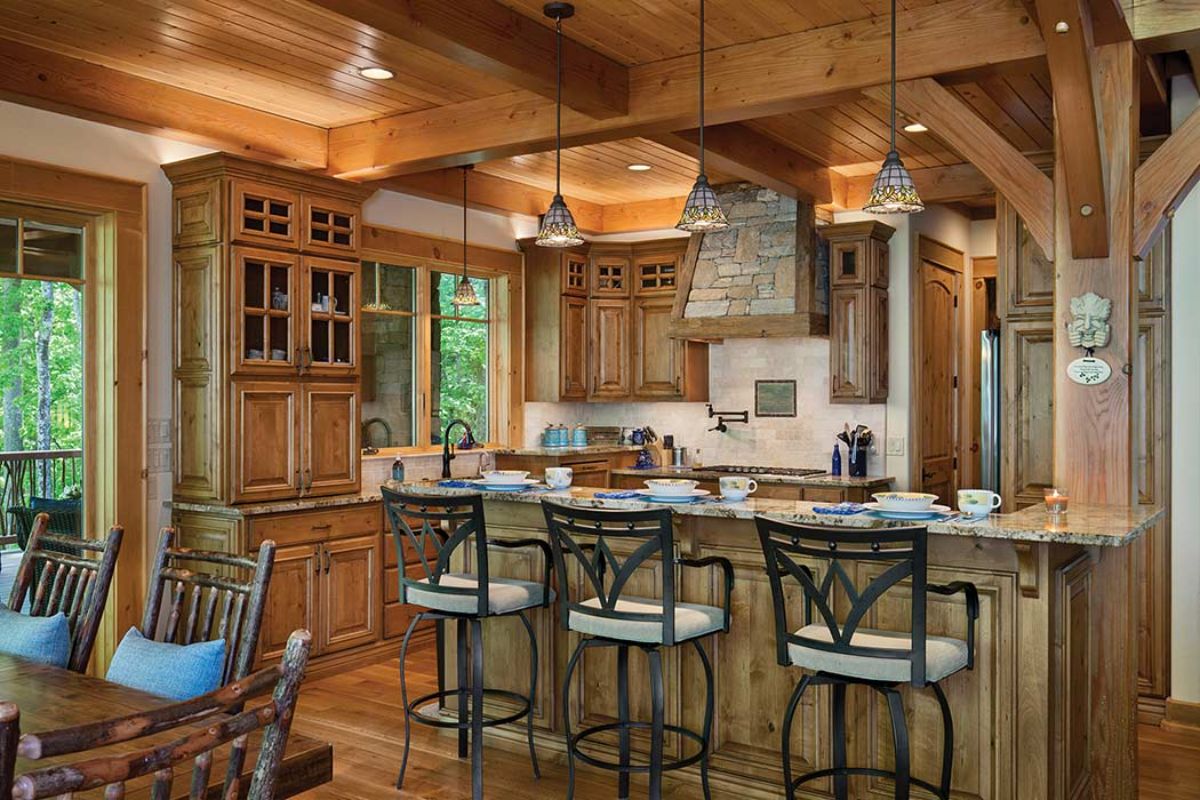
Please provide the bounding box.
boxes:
[677,0,728,232]
[864,0,924,214]
[536,2,584,247]
[453,165,480,307]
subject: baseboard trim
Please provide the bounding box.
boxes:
[1138,694,1167,726]
[1163,697,1200,732]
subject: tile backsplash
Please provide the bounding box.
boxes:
[525,337,887,474]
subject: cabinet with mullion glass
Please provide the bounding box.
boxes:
[304,257,357,375]
[233,247,299,374]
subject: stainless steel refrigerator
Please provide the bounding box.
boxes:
[980,330,1001,493]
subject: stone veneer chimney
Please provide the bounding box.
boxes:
[683,183,827,320]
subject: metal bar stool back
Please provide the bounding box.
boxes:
[756,517,978,800]
[542,501,733,800]
[383,487,553,800]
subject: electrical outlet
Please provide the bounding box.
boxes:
[886,436,905,456]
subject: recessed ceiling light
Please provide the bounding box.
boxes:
[358,66,394,80]
[903,122,928,133]
[626,163,653,172]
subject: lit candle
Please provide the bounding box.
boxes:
[1044,487,1070,515]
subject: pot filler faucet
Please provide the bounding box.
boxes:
[706,404,749,434]
[442,419,476,478]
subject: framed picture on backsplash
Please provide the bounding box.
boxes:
[755,380,797,417]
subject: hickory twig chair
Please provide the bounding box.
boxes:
[142,528,277,685]
[6,513,124,673]
[0,629,312,800]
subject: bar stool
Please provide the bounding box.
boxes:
[754,517,979,800]
[542,501,734,800]
[382,487,554,799]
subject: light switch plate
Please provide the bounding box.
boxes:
[886,436,905,456]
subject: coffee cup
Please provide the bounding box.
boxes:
[957,489,1002,518]
[544,467,573,490]
[719,476,758,502]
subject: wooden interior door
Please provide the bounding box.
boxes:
[231,381,300,503]
[633,296,682,398]
[258,543,319,662]
[589,299,631,400]
[560,296,588,400]
[302,383,360,496]
[918,259,961,502]
[321,534,379,654]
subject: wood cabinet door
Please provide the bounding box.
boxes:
[589,299,631,400]
[591,256,631,297]
[634,254,680,296]
[301,257,358,376]
[998,196,1054,316]
[829,287,867,402]
[1001,318,1054,509]
[231,381,300,503]
[232,247,301,375]
[259,543,319,662]
[867,286,889,402]
[320,534,379,654]
[830,239,867,286]
[633,297,683,398]
[561,296,588,400]
[301,193,359,257]
[302,383,360,497]
[562,253,588,297]
[565,459,611,488]
[230,178,299,250]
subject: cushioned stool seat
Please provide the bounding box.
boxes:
[788,624,969,683]
[406,572,554,615]
[569,595,725,644]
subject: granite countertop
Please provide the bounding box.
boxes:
[495,444,646,457]
[387,482,1162,548]
[611,467,894,489]
[170,491,386,518]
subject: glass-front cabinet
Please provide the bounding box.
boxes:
[304,257,357,374]
[234,247,299,373]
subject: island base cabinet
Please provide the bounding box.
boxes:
[444,500,1139,800]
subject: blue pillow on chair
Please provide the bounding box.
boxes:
[0,605,71,667]
[106,628,227,701]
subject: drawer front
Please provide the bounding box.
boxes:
[383,562,428,605]
[250,503,380,547]
[802,487,847,503]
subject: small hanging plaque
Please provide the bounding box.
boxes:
[1067,356,1112,385]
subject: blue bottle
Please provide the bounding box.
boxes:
[831,443,842,476]
[391,457,405,482]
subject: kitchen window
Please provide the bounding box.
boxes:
[360,260,498,451]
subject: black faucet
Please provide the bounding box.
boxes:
[442,419,475,478]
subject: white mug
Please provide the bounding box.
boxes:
[957,489,1002,518]
[719,476,758,501]
[544,467,573,490]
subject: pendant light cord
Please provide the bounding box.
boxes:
[555,15,563,196]
[698,0,706,176]
[462,166,469,279]
[889,0,897,153]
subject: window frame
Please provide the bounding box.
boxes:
[0,201,88,286]
[359,254,509,453]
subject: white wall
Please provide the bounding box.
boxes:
[363,190,537,251]
[1169,74,1200,705]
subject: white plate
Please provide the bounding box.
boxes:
[470,479,540,491]
[635,489,711,503]
[863,502,952,519]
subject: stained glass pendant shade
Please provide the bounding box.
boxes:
[454,166,480,307]
[677,0,728,232]
[536,3,584,248]
[864,0,923,215]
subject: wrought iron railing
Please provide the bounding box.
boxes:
[0,449,83,542]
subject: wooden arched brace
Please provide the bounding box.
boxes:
[1134,105,1200,259]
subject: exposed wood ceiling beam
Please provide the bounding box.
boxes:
[327,0,1046,179]
[0,39,327,168]
[1089,0,1133,45]
[1133,104,1200,258]
[305,0,628,119]
[1035,0,1109,258]
[649,124,843,205]
[1122,0,1200,52]
[842,162,994,209]
[868,78,1055,256]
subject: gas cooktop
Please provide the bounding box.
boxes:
[703,465,825,477]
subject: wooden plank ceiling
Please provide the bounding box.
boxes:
[0,0,1192,232]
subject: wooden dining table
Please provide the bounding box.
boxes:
[0,653,333,798]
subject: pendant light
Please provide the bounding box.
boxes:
[453,165,481,307]
[676,0,728,232]
[864,0,924,214]
[536,2,584,248]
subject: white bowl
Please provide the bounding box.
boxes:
[872,491,939,511]
[644,478,699,497]
[480,470,530,486]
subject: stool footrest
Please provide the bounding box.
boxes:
[568,720,707,773]
[406,687,533,731]
[790,766,946,799]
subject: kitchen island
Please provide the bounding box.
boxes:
[394,482,1160,800]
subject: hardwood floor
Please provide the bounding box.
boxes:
[292,643,1200,799]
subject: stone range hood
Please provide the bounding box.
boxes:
[667,182,829,340]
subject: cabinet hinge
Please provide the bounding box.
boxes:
[953,296,959,308]
[952,375,959,389]
[953,456,959,470]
